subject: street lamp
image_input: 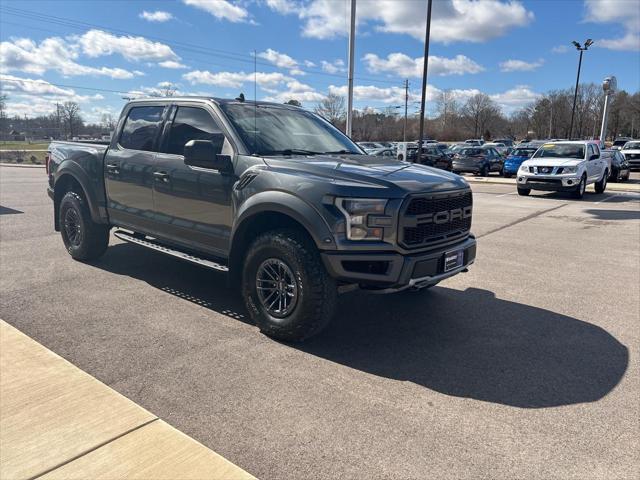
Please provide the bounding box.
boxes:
[569,39,594,139]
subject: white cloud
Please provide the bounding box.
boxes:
[585,0,640,51]
[303,60,316,67]
[256,48,304,75]
[140,10,174,22]
[270,0,533,43]
[263,80,325,103]
[490,85,540,112]
[551,45,569,54]
[183,69,292,90]
[499,58,544,72]
[0,74,107,117]
[159,60,188,69]
[363,52,484,77]
[182,0,249,23]
[0,37,143,79]
[264,0,298,14]
[321,59,345,74]
[77,30,180,62]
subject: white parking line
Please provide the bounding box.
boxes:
[595,194,621,204]
[497,192,518,197]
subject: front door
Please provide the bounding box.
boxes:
[104,104,166,232]
[152,105,237,257]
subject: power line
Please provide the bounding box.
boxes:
[0,5,402,87]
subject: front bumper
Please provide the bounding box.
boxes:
[321,235,476,291]
[517,174,580,191]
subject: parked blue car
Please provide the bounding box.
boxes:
[502,146,538,177]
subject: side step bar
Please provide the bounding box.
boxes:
[113,230,229,272]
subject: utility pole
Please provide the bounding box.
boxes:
[417,0,433,158]
[403,79,408,142]
[569,39,593,139]
[346,0,356,137]
[548,101,553,139]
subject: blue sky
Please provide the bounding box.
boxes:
[1,0,639,123]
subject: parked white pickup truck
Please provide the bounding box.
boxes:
[516,141,609,199]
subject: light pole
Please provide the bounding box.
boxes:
[569,39,593,139]
[346,0,356,137]
[417,0,433,157]
[600,76,617,145]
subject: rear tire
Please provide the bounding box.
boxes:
[480,166,488,177]
[594,170,608,194]
[59,191,109,261]
[503,172,512,178]
[517,187,530,196]
[572,175,587,199]
[242,228,337,342]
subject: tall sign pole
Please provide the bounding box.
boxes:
[417,0,433,158]
[346,0,356,137]
[600,76,617,144]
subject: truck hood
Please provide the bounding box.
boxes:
[261,154,467,195]
[522,158,584,167]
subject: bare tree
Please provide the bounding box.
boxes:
[100,113,116,131]
[435,89,459,136]
[61,101,81,138]
[0,94,7,133]
[461,93,501,138]
[314,94,346,126]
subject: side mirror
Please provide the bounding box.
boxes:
[590,153,599,161]
[184,136,231,171]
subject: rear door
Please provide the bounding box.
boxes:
[104,103,167,231]
[152,103,237,257]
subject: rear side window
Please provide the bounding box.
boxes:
[119,106,164,152]
[165,107,223,156]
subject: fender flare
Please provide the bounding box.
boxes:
[231,191,335,250]
[53,160,107,224]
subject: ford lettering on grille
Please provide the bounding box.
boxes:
[399,191,473,248]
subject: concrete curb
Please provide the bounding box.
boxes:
[0,163,46,168]
[0,320,256,480]
[464,175,640,193]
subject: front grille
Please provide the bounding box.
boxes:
[399,191,472,248]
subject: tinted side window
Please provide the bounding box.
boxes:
[587,145,594,158]
[166,107,223,156]
[120,106,164,151]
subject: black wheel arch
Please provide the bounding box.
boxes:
[53,168,107,231]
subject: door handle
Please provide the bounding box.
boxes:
[106,163,120,174]
[153,171,170,183]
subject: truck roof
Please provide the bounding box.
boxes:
[126,96,299,109]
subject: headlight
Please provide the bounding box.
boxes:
[335,198,388,241]
[561,166,578,174]
[519,163,529,172]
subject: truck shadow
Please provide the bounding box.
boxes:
[96,243,628,409]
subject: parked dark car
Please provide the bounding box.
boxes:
[494,138,514,147]
[452,147,504,176]
[602,149,631,182]
[407,146,452,170]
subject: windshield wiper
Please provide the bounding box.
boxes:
[260,149,320,156]
[321,150,361,154]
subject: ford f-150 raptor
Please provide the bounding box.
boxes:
[47,97,476,341]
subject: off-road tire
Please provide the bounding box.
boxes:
[480,165,488,177]
[572,174,587,199]
[517,187,530,196]
[59,191,110,261]
[594,170,608,194]
[242,228,337,342]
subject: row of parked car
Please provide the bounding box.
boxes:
[357,138,638,184]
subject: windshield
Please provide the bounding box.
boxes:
[613,139,629,146]
[220,103,362,155]
[533,143,585,159]
[512,148,536,157]
[623,142,640,150]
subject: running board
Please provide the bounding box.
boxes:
[113,230,229,272]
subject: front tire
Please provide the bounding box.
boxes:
[242,228,337,342]
[594,170,608,194]
[572,175,587,199]
[517,187,530,196]
[59,191,110,261]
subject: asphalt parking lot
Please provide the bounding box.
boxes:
[1,165,639,479]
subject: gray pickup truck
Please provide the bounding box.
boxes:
[47,97,476,341]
